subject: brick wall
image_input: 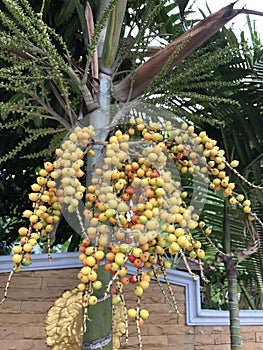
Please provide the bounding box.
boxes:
[0,268,263,350]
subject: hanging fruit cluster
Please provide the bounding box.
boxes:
[3,116,259,349]
[11,162,61,269]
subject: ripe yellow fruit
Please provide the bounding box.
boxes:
[229,197,237,205]
[28,193,39,201]
[18,227,28,236]
[77,283,86,292]
[140,309,149,319]
[78,253,86,261]
[134,286,144,297]
[88,271,97,282]
[193,241,202,249]
[37,176,46,186]
[164,261,171,269]
[155,188,165,197]
[80,266,91,275]
[174,228,184,237]
[132,248,142,258]
[111,262,119,272]
[12,246,22,254]
[33,222,43,230]
[196,249,205,259]
[31,232,39,240]
[85,246,95,256]
[39,169,48,177]
[41,194,50,202]
[94,250,105,260]
[230,160,239,168]
[28,239,37,246]
[177,236,189,249]
[243,206,251,214]
[29,215,38,223]
[86,256,96,267]
[128,308,137,318]
[12,254,22,264]
[205,227,212,235]
[199,221,205,228]
[88,296,98,305]
[139,280,150,290]
[45,224,54,233]
[23,210,33,218]
[23,243,33,252]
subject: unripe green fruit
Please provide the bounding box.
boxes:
[92,281,103,290]
[115,252,125,266]
[112,295,122,305]
[236,194,244,202]
[21,258,31,266]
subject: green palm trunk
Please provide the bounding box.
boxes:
[224,256,242,349]
[82,2,127,348]
[222,201,242,350]
[83,268,112,349]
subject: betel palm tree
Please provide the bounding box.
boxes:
[1,1,263,349]
[169,19,263,349]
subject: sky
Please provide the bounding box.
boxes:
[191,0,263,40]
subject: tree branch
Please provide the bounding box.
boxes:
[239,9,263,17]
[67,67,99,114]
[30,93,72,129]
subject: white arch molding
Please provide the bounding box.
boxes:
[0,252,262,326]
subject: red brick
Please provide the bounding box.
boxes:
[39,269,79,278]
[0,326,21,339]
[21,301,53,313]
[195,326,229,335]
[256,332,263,342]
[214,333,231,345]
[243,342,263,350]
[0,313,44,326]
[42,276,77,288]
[240,332,256,342]
[0,276,42,289]
[0,300,21,313]
[147,324,194,336]
[167,334,195,345]
[194,345,230,350]
[23,326,46,339]
[194,334,216,346]
[0,339,49,350]
[142,335,169,347]
[2,287,74,301]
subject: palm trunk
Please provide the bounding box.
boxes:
[223,255,242,349]
[222,201,242,350]
[82,267,112,350]
[82,2,127,349]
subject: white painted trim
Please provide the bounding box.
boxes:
[0,253,262,325]
[0,252,81,273]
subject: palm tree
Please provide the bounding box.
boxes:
[170,17,263,349]
[1,1,263,349]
